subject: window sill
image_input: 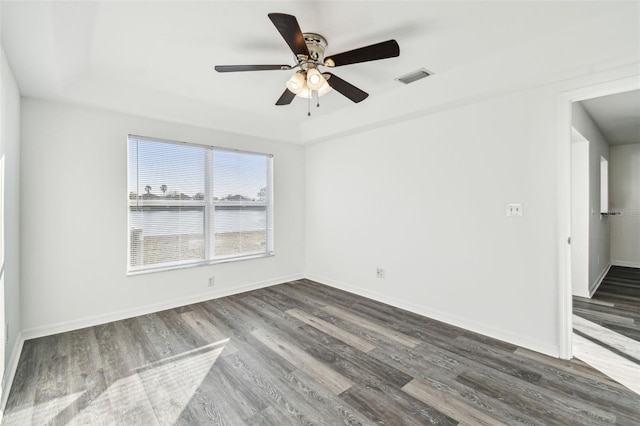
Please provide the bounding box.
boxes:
[127,251,275,276]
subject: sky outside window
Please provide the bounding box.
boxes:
[213,150,267,200]
[129,139,267,200]
[129,139,204,197]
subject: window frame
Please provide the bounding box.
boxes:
[127,134,274,275]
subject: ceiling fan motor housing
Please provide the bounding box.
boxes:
[301,33,328,66]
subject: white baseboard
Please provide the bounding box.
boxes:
[22,273,304,341]
[589,263,611,298]
[572,289,591,298]
[611,260,640,269]
[0,332,24,419]
[306,273,559,358]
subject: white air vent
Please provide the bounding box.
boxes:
[396,68,433,84]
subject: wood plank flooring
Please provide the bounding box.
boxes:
[4,279,640,425]
[574,266,640,341]
[572,265,640,395]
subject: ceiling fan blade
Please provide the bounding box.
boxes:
[215,65,289,72]
[324,40,400,67]
[268,13,310,58]
[325,73,368,103]
[276,88,296,105]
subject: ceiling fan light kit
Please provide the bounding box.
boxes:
[286,71,306,93]
[215,13,400,115]
[306,68,324,90]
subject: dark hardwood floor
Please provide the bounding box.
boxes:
[4,279,640,425]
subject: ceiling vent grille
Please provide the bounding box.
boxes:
[396,68,433,84]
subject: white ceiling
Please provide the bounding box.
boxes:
[579,90,640,146]
[2,1,639,143]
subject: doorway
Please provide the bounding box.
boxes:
[563,81,640,394]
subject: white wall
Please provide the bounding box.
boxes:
[306,86,561,356]
[0,46,21,400]
[571,130,590,297]
[610,143,640,267]
[301,3,639,144]
[20,99,305,336]
[572,102,611,294]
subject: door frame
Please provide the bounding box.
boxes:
[557,74,640,359]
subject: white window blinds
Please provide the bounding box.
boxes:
[128,135,273,274]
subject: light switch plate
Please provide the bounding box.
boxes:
[506,203,523,217]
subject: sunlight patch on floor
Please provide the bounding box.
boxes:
[135,342,225,423]
[2,342,226,425]
[572,329,640,395]
[573,315,640,361]
[3,391,83,425]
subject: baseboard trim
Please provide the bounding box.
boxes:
[306,273,559,358]
[589,263,611,298]
[22,273,304,341]
[0,332,24,419]
[611,260,640,269]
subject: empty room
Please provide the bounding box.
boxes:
[1,1,639,425]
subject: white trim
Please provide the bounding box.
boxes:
[21,274,303,340]
[611,260,640,269]
[0,332,24,419]
[589,263,611,298]
[128,133,275,158]
[126,252,275,277]
[307,274,560,358]
[557,87,573,360]
[557,70,640,360]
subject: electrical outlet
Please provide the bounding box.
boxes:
[208,276,215,287]
[376,268,385,279]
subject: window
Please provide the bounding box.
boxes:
[128,135,273,274]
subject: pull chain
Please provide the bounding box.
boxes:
[316,90,320,108]
[307,90,311,117]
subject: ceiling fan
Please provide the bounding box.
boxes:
[215,13,400,113]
